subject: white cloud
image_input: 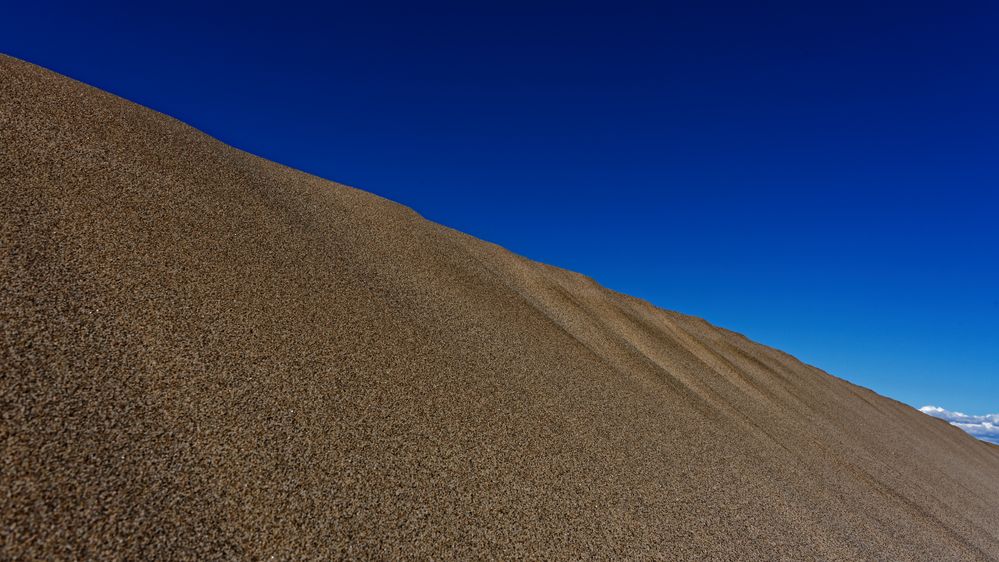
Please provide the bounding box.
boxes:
[920,405,999,445]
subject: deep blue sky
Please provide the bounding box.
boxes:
[4,1,997,413]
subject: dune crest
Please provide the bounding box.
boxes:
[2,54,998,560]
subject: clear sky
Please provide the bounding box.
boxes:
[4,1,997,414]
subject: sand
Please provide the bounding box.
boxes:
[2,53,998,560]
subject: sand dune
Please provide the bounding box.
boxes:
[2,54,998,560]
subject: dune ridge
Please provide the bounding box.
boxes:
[2,54,998,560]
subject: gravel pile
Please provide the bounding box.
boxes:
[2,54,998,560]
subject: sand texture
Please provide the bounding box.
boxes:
[2,54,998,560]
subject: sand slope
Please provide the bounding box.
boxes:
[2,54,998,560]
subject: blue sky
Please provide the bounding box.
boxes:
[4,1,997,415]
